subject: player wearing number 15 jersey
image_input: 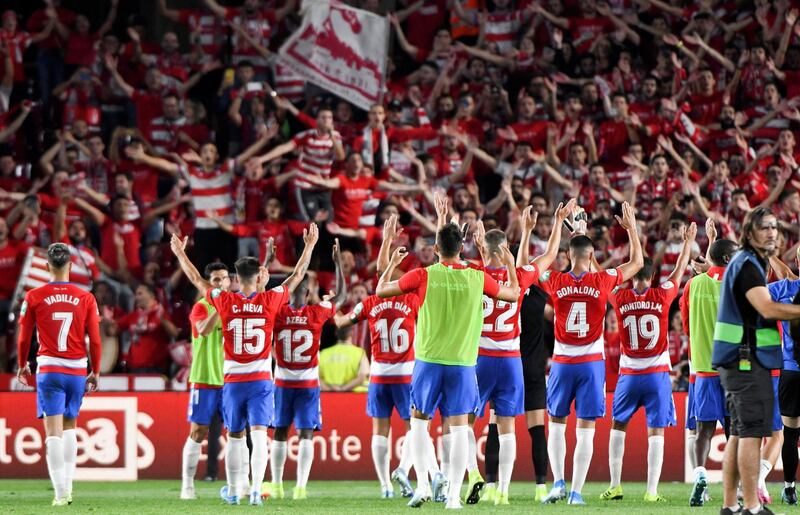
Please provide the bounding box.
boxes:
[16,243,102,507]
[539,202,643,506]
[602,223,696,504]
[170,226,318,506]
[268,241,346,502]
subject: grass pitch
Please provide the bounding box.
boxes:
[0,479,791,513]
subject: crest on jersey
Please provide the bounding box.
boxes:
[211,288,222,299]
[662,280,675,290]
[523,265,535,272]
[539,270,551,282]
[606,269,618,276]
[20,301,27,316]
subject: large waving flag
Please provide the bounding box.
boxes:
[11,247,93,311]
[278,0,389,111]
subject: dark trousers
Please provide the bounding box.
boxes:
[205,412,222,478]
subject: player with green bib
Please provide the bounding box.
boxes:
[180,263,231,500]
[377,222,520,509]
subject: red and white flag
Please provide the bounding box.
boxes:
[278,0,388,111]
[11,247,93,311]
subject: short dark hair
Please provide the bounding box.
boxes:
[204,262,229,278]
[484,229,507,255]
[569,235,594,257]
[634,257,655,282]
[47,243,71,270]
[234,256,260,282]
[436,223,463,258]
[236,60,254,69]
[779,188,799,204]
[709,238,739,266]
[335,325,352,341]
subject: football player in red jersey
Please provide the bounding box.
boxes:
[470,201,574,505]
[602,222,697,502]
[539,202,643,505]
[16,243,102,506]
[170,224,318,505]
[268,239,347,501]
[336,214,422,499]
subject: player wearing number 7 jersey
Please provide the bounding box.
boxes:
[601,222,697,503]
[268,239,347,501]
[539,202,643,505]
[170,226,318,506]
[336,214,422,500]
[16,243,102,507]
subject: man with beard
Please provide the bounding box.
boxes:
[712,207,800,515]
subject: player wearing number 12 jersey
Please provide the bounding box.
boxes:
[539,202,643,506]
[16,243,102,507]
[602,223,696,503]
[170,227,318,506]
[268,241,346,502]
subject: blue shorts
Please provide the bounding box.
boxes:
[772,375,782,432]
[476,355,524,417]
[686,381,697,430]
[36,373,85,419]
[612,372,676,428]
[367,382,411,419]
[694,375,727,423]
[188,387,222,425]
[221,380,274,433]
[410,360,479,418]
[273,386,321,430]
[547,360,606,420]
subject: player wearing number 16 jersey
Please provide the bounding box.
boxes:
[268,240,346,502]
[539,202,643,505]
[16,243,102,507]
[170,227,318,506]
[602,223,696,504]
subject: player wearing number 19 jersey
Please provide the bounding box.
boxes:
[16,243,102,506]
[269,279,338,501]
[602,222,696,503]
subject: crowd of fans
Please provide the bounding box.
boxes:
[1,0,798,388]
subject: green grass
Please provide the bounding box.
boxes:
[0,479,791,514]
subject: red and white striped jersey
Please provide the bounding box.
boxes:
[225,8,278,73]
[17,282,102,375]
[180,159,234,229]
[538,268,623,363]
[273,61,305,104]
[292,129,342,190]
[610,281,679,374]
[204,286,289,383]
[480,264,540,357]
[178,9,224,63]
[147,116,186,156]
[273,302,336,388]
[656,240,699,287]
[352,294,418,384]
[15,247,94,300]
[484,10,527,53]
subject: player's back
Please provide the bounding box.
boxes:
[205,286,289,382]
[21,283,99,375]
[611,281,679,374]
[539,268,622,363]
[273,301,335,387]
[686,269,723,373]
[359,293,418,382]
[480,264,540,356]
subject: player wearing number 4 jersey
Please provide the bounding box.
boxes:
[540,202,643,506]
[171,226,318,506]
[16,243,102,507]
[472,202,573,506]
[337,214,423,500]
[602,222,697,503]
[268,239,347,502]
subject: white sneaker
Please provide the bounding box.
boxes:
[180,486,196,500]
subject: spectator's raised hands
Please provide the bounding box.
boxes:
[520,205,538,233]
[170,233,189,256]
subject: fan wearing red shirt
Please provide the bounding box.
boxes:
[2,10,55,83]
[271,242,345,500]
[170,224,318,505]
[16,243,101,507]
[529,1,614,54]
[115,283,178,374]
[538,203,643,504]
[688,69,729,126]
[602,223,696,502]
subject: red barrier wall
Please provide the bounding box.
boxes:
[0,391,758,482]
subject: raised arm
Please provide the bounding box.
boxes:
[327,238,348,310]
[97,0,119,37]
[169,233,212,295]
[104,54,135,98]
[0,103,31,143]
[282,223,319,293]
[532,200,575,270]
[125,145,180,176]
[388,14,420,58]
[615,202,644,281]
[73,196,107,226]
[203,0,227,19]
[256,140,298,165]
[493,244,521,302]
[528,3,568,29]
[158,0,181,22]
[234,124,278,166]
[665,222,697,285]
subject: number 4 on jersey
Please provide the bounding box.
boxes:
[566,302,589,338]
